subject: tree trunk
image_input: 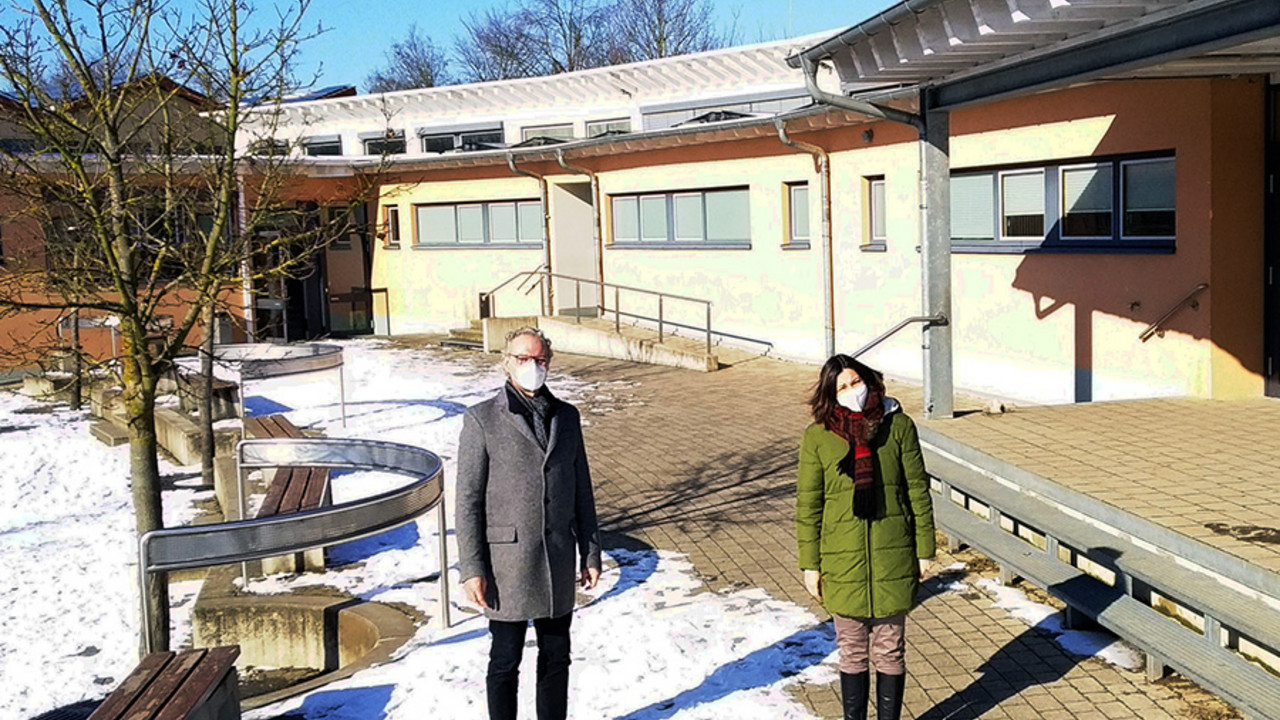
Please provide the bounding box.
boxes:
[69,309,83,411]
[121,340,168,656]
[199,302,215,487]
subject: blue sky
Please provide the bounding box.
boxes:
[288,0,898,91]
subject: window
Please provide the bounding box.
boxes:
[787,182,810,247]
[1062,164,1113,238]
[383,206,401,246]
[1122,158,1175,238]
[249,139,289,156]
[610,188,750,246]
[950,154,1175,251]
[303,135,342,156]
[413,200,543,246]
[1001,170,1045,238]
[586,118,630,137]
[362,130,405,155]
[521,124,574,142]
[420,128,503,153]
[866,177,886,249]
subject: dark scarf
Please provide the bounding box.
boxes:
[824,387,884,520]
[505,381,554,450]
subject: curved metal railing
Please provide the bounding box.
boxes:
[138,437,449,652]
[194,342,348,426]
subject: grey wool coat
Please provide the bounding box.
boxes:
[455,386,603,621]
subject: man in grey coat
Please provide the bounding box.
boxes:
[456,326,603,720]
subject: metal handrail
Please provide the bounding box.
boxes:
[851,314,948,358]
[1139,283,1208,342]
[138,437,449,652]
[482,267,717,355]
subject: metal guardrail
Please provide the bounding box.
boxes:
[851,314,948,358]
[921,428,1280,719]
[138,437,449,653]
[482,267,717,354]
[202,343,347,427]
[1139,283,1208,342]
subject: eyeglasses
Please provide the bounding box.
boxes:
[507,353,550,367]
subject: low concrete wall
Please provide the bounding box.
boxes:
[193,565,418,710]
[483,316,540,353]
[539,317,718,372]
[154,406,240,466]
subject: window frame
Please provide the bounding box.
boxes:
[785,181,810,249]
[586,118,631,137]
[521,124,574,142]
[950,152,1176,254]
[362,130,406,156]
[383,205,401,247]
[608,186,752,249]
[1119,157,1177,241]
[302,136,342,156]
[411,199,544,247]
[864,176,887,251]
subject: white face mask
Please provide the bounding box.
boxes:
[837,384,869,412]
[513,362,547,392]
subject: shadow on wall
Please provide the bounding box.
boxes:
[980,78,1268,401]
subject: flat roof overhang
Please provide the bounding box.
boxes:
[790,0,1280,113]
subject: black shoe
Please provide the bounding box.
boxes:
[840,671,870,720]
[875,672,906,720]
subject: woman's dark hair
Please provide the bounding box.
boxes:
[808,354,886,427]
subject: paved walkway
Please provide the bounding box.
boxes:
[530,350,1239,719]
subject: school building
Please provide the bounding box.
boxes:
[236,1,1280,409]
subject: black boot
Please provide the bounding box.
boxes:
[840,671,869,720]
[875,672,905,720]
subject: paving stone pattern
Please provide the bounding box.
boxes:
[459,344,1232,719]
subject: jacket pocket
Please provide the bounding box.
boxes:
[487,525,517,543]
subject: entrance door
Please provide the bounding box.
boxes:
[1267,85,1280,397]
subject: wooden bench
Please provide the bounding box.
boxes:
[88,646,240,720]
[244,415,330,574]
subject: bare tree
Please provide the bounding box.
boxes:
[0,0,379,654]
[608,0,727,62]
[456,0,612,81]
[365,24,450,93]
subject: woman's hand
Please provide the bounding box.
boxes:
[803,569,822,602]
[917,558,932,579]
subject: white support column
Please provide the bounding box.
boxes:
[920,106,954,419]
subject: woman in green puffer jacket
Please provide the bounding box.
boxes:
[796,354,935,720]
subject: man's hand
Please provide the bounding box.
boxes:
[463,576,489,610]
[803,569,822,602]
[580,567,600,590]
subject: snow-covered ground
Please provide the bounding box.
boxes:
[1,339,1140,719]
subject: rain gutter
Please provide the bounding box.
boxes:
[774,118,835,357]
[507,153,554,314]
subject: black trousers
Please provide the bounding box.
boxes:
[487,613,573,720]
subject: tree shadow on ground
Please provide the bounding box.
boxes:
[598,437,799,540]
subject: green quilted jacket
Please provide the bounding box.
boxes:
[796,403,936,619]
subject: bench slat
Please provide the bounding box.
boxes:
[119,649,206,720]
[278,466,309,515]
[242,417,268,439]
[256,468,293,518]
[87,652,174,720]
[150,646,240,720]
[300,467,329,511]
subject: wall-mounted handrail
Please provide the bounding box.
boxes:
[1139,283,1208,342]
[851,314,948,358]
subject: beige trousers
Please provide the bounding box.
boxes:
[833,613,907,675]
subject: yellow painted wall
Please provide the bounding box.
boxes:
[596,153,827,360]
[371,177,548,333]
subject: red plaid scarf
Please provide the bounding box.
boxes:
[824,387,884,519]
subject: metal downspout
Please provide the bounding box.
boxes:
[800,56,923,132]
[555,149,605,318]
[775,118,835,357]
[507,153,554,315]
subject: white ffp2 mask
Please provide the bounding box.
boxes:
[837,385,868,412]
[514,363,547,392]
